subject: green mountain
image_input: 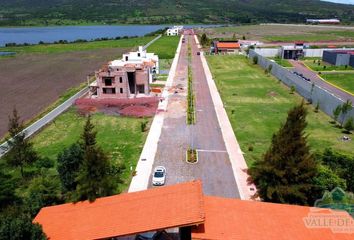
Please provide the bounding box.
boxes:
[0,0,353,26]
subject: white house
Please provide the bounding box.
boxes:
[112,46,159,83]
[167,26,183,36]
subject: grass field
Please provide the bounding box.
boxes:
[207,55,354,166]
[159,59,173,70]
[0,36,154,54]
[303,60,354,71]
[147,36,179,59]
[321,73,354,94]
[198,25,354,43]
[264,31,354,42]
[269,58,292,67]
[31,108,150,191]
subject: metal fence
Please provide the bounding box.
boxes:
[249,50,354,122]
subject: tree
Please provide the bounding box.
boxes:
[24,174,63,216]
[344,117,354,133]
[252,55,258,64]
[73,116,115,202]
[200,33,209,47]
[0,168,17,209]
[57,143,83,192]
[248,103,318,205]
[3,108,37,176]
[320,149,354,193]
[313,164,346,197]
[332,105,342,124]
[340,100,352,127]
[0,214,47,240]
[314,102,320,113]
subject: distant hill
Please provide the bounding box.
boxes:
[0,0,353,26]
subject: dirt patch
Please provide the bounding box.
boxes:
[75,97,159,118]
[0,48,128,138]
[267,91,278,97]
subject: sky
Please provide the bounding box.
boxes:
[321,0,354,4]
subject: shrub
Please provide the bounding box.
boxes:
[290,86,295,94]
[344,117,354,133]
[314,102,320,113]
[252,56,258,65]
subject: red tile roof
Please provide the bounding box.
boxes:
[192,196,353,240]
[216,42,240,49]
[34,180,204,240]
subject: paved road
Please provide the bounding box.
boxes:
[289,60,354,103]
[149,35,240,198]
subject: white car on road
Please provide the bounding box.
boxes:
[152,166,166,186]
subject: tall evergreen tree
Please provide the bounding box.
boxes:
[0,168,17,209]
[57,143,83,192]
[74,116,115,202]
[249,102,318,205]
[3,108,37,176]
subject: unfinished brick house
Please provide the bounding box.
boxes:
[89,47,159,99]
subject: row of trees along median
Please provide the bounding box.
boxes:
[187,44,195,125]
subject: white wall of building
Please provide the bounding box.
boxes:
[254,48,280,57]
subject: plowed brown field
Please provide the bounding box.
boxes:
[0,48,127,138]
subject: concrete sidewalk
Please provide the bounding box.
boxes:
[196,35,256,200]
[128,36,183,192]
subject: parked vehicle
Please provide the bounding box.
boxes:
[293,71,311,82]
[152,166,166,186]
[197,51,200,55]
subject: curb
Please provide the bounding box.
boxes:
[128,35,184,193]
[197,35,257,200]
[303,62,354,97]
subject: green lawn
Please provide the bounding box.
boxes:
[303,60,354,72]
[206,25,354,43]
[147,36,179,59]
[207,55,354,166]
[155,74,168,81]
[31,108,150,191]
[0,36,155,54]
[269,58,292,67]
[264,31,354,42]
[321,73,354,94]
[159,59,173,70]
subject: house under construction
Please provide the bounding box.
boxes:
[90,47,159,99]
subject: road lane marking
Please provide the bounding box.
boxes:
[197,149,227,153]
